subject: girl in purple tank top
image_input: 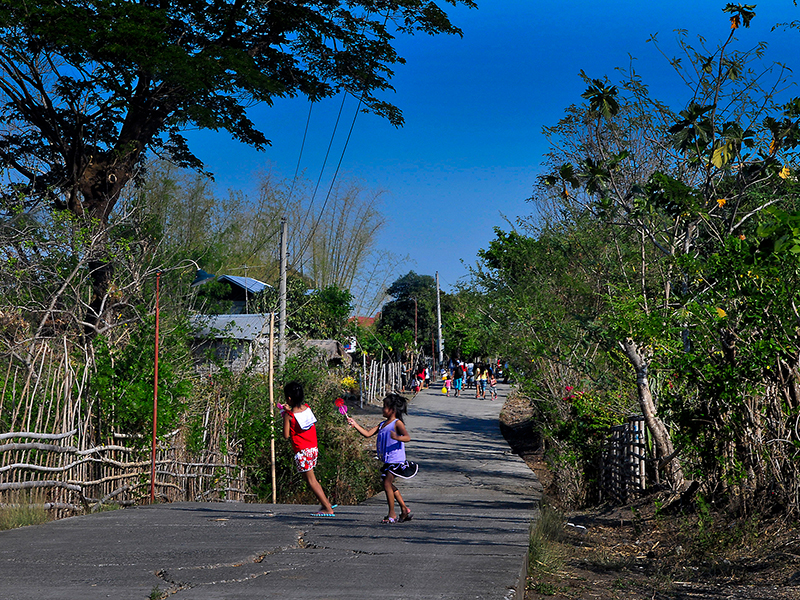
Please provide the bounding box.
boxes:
[348,393,418,523]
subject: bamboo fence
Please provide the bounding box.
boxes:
[600,415,647,503]
[360,360,405,405]
[0,338,248,517]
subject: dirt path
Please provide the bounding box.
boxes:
[498,392,800,600]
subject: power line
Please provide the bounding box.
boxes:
[292,10,385,276]
[296,92,348,244]
[294,92,364,275]
[286,101,314,205]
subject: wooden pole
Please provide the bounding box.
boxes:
[278,219,288,368]
[361,352,366,408]
[436,271,444,365]
[150,272,160,504]
[269,312,276,504]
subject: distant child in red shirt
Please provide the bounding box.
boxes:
[282,381,336,517]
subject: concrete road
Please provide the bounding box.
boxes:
[0,382,541,599]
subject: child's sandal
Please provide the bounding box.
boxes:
[381,516,398,524]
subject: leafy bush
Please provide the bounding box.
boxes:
[244,348,381,505]
[92,317,193,444]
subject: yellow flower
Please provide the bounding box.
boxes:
[716,198,726,207]
[340,376,358,391]
[738,234,746,240]
[779,166,791,179]
[715,307,727,318]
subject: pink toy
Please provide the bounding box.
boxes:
[334,397,348,418]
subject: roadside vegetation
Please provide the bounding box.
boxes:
[502,392,800,600]
[0,491,51,531]
[2,12,800,597]
[472,4,800,518]
[485,6,800,597]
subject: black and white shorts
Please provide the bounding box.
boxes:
[380,461,419,479]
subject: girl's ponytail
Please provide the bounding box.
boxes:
[384,393,408,421]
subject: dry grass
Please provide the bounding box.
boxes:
[0,491,52,530]
[527,502,567,589]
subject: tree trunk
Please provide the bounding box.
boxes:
[619,337,686,490]
[76,150,140,336]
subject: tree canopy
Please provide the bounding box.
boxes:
[378,271,437,351]
[0,0,473,221]
[0,0,472,331]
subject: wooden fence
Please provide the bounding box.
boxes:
[360,360,405,405]
[0,338,249,516]
[600,415,647,503]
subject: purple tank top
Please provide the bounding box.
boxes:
[376,419,406,464]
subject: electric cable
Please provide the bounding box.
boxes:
[294,91,364,276]
[287,102,314,204]
[296,92,348,248]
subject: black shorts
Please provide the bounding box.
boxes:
[380,461,419,479]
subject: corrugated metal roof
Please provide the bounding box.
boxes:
[217,275,271,294]
[190,314,271,340]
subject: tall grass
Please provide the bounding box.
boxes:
[528,502,566,579]
[0,491,51,530]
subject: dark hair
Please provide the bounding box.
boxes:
[284,381,305,408]
[383,393,408,421]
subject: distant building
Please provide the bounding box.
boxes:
[192,273,271,315]
[349,314,379,328]
[304,339,351,366]
[189,272,351,373]
[190,313,272,374]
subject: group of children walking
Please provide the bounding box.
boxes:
[282,381,417,523]
[441,365,497,400]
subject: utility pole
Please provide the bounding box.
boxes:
[436,272,444,364]
[244,264,248,314]
[413,297,418,348]
[269,312,276,503]
[279,218,288,368]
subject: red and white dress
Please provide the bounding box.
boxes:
[287,406,319,472]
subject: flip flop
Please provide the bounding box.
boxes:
[399,512,413,523]
[311,512,335,517]
[381,516,398,524]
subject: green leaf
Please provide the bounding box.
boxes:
[711,141,735,168]
[722,4,756,28]
[581,79,620,121]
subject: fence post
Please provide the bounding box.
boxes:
[601,415,647,504]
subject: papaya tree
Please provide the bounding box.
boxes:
[539,3,800,494]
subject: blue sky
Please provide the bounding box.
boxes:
[185,1,799,297]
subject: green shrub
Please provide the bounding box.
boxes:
[253,349,381,505]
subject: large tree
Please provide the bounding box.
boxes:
[378,271,437,351]
[536,4,800,494]
[0,0,473,331]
